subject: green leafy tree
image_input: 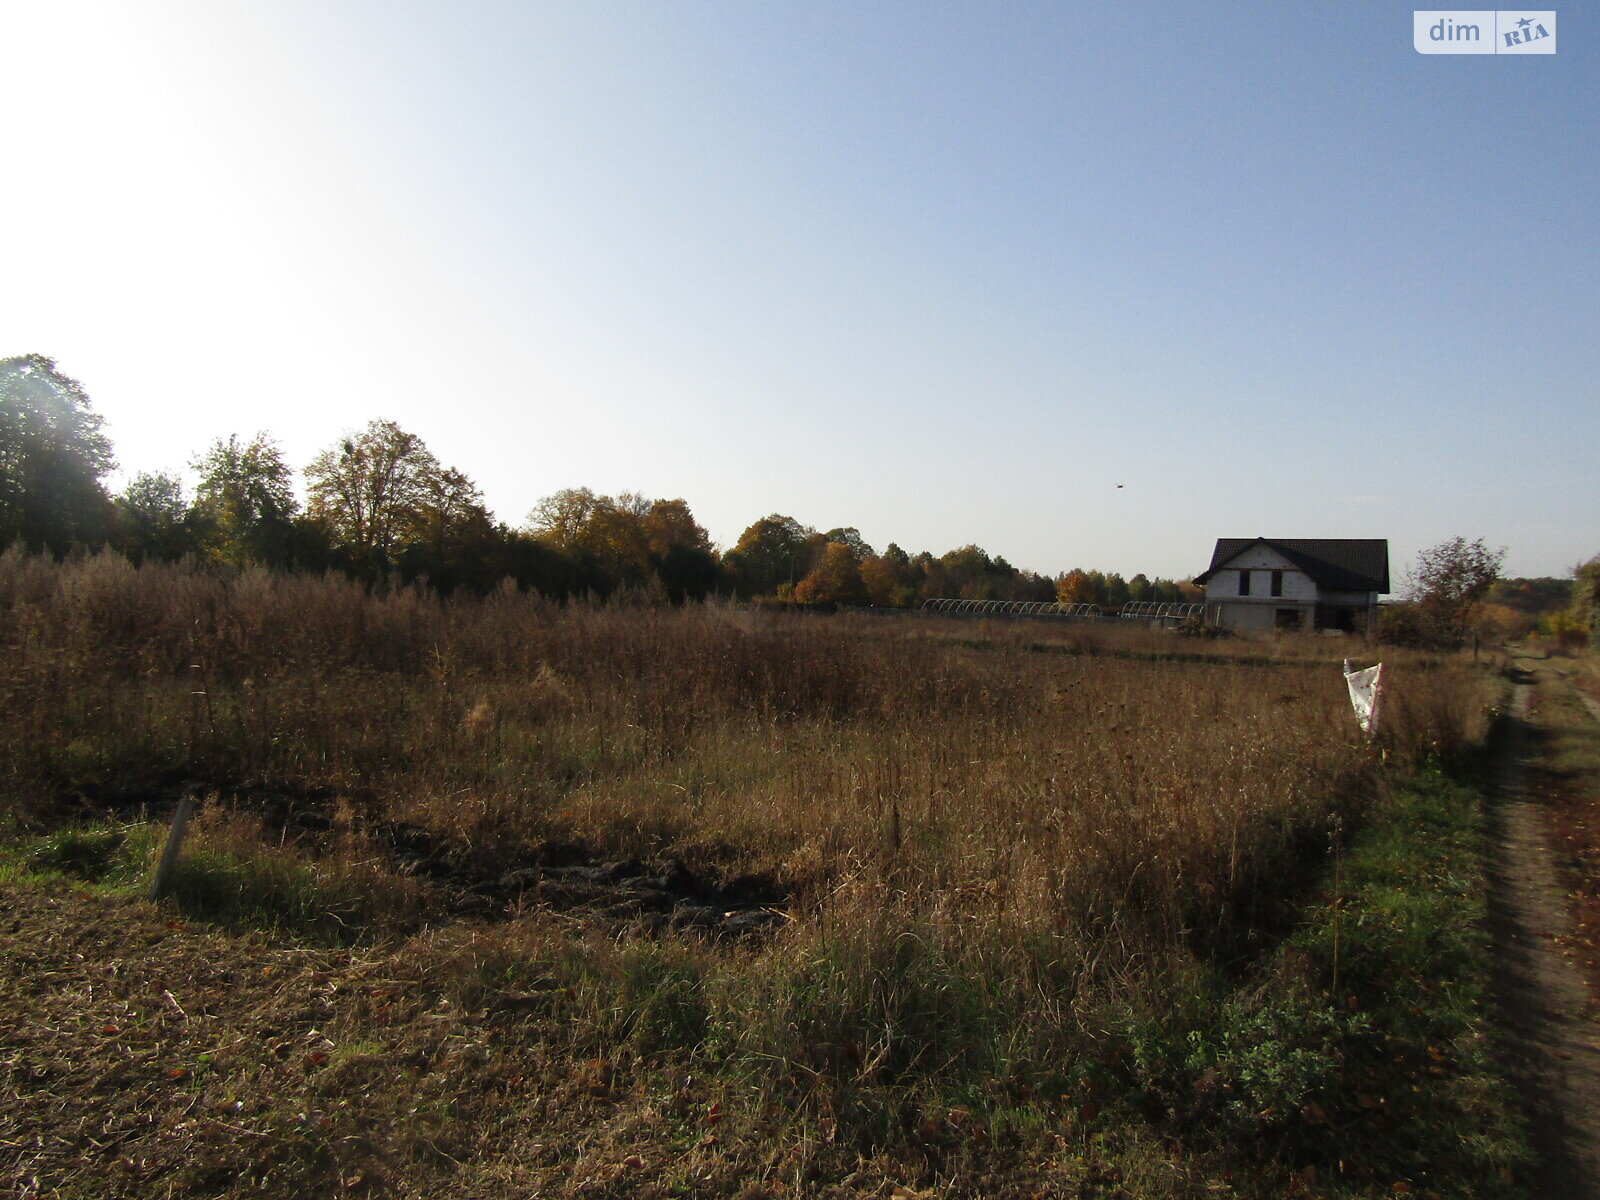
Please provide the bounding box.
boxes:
[527,489,717,600]
[584,492,656,586]
[1150,577,1190,604]
[0,355,114,551]
[526,487,600,554]
[821,527,874,559]
[305,420,441,569]
[192,434,299,566]
[724,514,813,598]
[939,544,994,577]
[1571,556,1600,639]
[656,542,721,603]
[1486,577,1572,620]
[408,465,493,562]
[1102,572,1131,609]
[114,470,196,561]
[932,545,1001,601]
[644,499,717,601]
[397,466,503,592]
[644,498,713,558]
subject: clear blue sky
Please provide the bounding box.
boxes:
[3,2,1594,583]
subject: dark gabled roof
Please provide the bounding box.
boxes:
[1196,538,1389,593]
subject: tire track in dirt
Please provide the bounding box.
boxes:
[1488,671,1600,1197]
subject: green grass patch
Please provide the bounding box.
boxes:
[1,810,426,944]
[0,821,163,890]
[1280,767,1529,1194]
[156,823,428,943]
[1067,765,1527,1196]
[1532,683,1600,778]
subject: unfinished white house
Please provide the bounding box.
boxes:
[1195,538,1389,634]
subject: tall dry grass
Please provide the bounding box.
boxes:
[0,547,1494,1105]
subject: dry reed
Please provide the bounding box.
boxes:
[0,547,1492,1081]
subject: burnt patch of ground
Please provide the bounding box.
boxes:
[370,819,789,937]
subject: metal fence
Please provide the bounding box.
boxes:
[916,598,1207,623]
[918,598,1101,617]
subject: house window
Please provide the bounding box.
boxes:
[1238,570,1251,596]
[1270,570,1283,597]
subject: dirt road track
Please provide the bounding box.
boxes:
[1489,671,1600,1197]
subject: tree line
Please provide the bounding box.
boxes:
[1557,560,1600,645]
[0,353,1219,607]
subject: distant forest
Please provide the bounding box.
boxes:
[1482,574,1594,638]
[1,355,1196,607]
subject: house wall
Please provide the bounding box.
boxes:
[1319,590,1377,607]
[1208,600,1301,632]
[1315,590,1380,635]
[1202,541,1384,635]
[1202,545,1317,604]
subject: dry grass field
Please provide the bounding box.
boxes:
[0,549,1518,1198]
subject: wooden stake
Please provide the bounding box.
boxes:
[148,795,196,901]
